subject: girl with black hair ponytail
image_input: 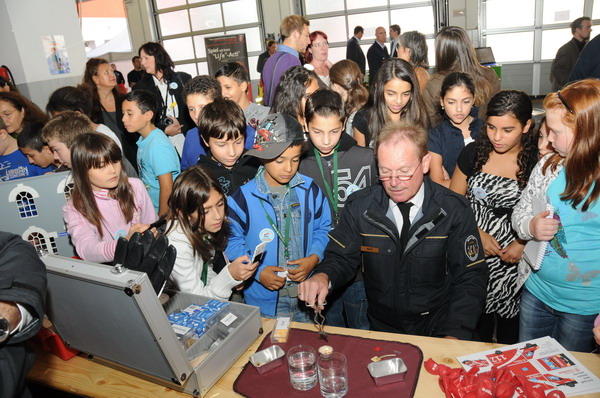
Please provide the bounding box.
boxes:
[450,90,539,344]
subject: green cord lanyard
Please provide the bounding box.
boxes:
[314,146,339,221]
[201,235,210,286]
[259,185,292,260]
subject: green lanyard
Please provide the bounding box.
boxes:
[259,186,292,260]
[200,235,211,286]
[314,147,339,220]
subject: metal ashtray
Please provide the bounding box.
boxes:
[249,345,286,374]
[368,358,408,386]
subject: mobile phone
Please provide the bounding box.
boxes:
[250,241,267,264]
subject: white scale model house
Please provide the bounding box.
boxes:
[1,172,76,257]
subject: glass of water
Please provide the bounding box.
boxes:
[287,345,317,391]
[318,351,348,398]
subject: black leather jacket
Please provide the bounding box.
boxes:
[315,177,488,340]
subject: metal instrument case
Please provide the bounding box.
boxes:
[43,254,261,397]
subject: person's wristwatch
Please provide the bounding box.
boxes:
[0,316,10,343]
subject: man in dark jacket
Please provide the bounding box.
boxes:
[550,16,592,91]
[0,232,47,398]
[367,26,390,85]
[346,26,366,76]
[299,121,488,340]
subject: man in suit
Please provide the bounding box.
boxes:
[0,232,47,398]
[389,24,401,58]
[367,26,389,85]
[550,16,592,91]
[346,26,366,76]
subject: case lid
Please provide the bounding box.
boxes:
[43,255,194,385]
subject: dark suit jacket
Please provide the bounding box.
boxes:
[133,71,194,136]
[257,50,270,74]
[390,39,399,58]
[367,41,389,85]
[0,232,47,398]
[346,36,366,75]
[569,34,600,82]
[550,37,583,91]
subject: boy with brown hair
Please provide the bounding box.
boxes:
[41,110,94,169]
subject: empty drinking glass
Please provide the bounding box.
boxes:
[318,346,348,398]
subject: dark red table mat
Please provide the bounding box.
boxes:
[233,328,423,397]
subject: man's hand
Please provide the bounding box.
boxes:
[286,254,319,282]
[259,266,286,291]
[529,210,559,241]
[0,301,21,330]
[298,273,329,311]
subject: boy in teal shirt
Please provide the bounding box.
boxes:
[122,90,180,216]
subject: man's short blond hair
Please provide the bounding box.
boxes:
[41,111,94,147]
[280,15,309,39]
[375,120,428,158]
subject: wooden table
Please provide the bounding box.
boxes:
[28,319,600,397]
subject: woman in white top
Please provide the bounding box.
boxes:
[165,166,258,299]
[305,31,333,87]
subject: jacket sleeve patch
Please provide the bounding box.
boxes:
[465,235,480,261]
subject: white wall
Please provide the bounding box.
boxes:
[1,0,87,108]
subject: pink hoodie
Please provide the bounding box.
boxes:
[63,178,157,262]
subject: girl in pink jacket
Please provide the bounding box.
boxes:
[63,133,157,262]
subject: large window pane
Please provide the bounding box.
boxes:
[305,0,344,15]
[542,0,584,25]
[347,12,388,41]
[541,28,571,60]
[328,47,346,64]
[426,38,434,67]
[155,0,185,10]
[193,32,225,58]
[226,27,262,53]
[594,1,600,19]
[486,0,534,29]
[175,63,198,77]
[309,17,348,43]
[247,55,259,81]
[222,0,258,26]
[163,37,195,61]
[486,32,534,62]
[158,10,190,36]
[197,62,209,76]
[390,0,428,4]
[347,0,386,9]
[390,6,435,35]
[190,4,223,31]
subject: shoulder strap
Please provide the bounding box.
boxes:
[266,52,288,106]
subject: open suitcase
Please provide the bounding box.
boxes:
[43,254,261,397]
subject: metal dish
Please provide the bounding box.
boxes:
[367,357,408,386]
[249,345,286,374]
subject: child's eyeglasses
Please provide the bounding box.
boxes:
[557,91,574,115]
[378,160,422,182]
